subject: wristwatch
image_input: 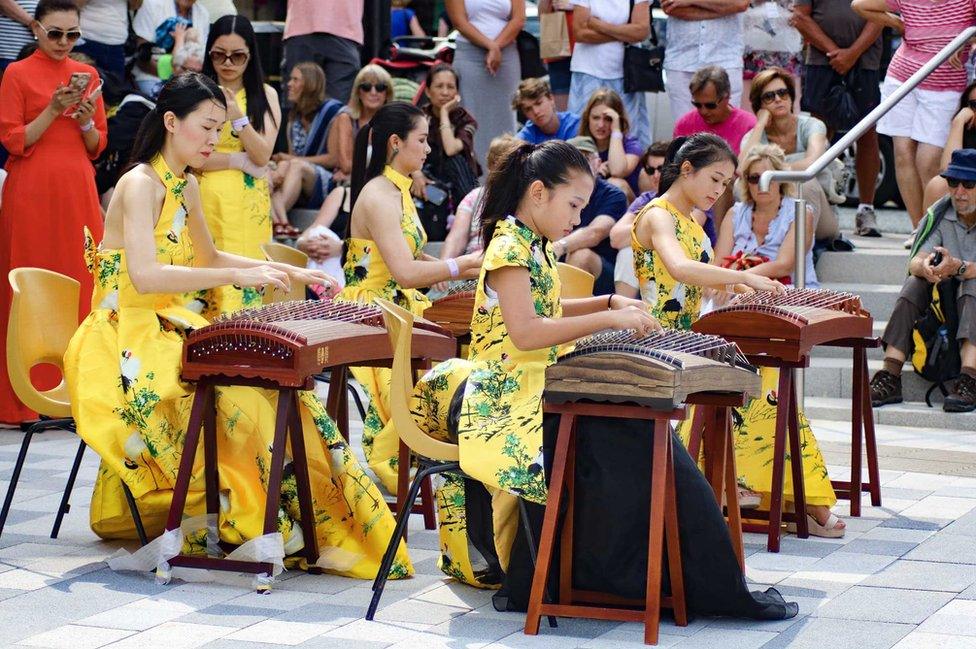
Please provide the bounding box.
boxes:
[957,261,969,278]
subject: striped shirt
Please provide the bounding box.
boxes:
[885,0,976,91]
[0,1,38,62]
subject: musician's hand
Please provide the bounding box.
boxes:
[286,267,341,298]
[610,305,662,337]
[731,283,754,294]
[609,295,647,311]
[234,265,290,293]
[457,252,484,279]
[430,280,449,293]
[743,273,786,294]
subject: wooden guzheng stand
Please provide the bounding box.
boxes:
[693,288,881,552]
[525,330,761,645]
[167,300,454,584]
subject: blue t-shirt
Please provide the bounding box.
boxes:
[580,177,628,263]
[391,7,415,39]
[516,111,582,144]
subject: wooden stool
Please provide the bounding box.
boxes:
[524,402,688,646]
[164,378,321,584]
[326,364,438,532]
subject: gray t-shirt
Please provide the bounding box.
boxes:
[740,114,827,164]
[919,203,976,263]
[795,0,883,70]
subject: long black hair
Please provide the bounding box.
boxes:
[479,140,592,250]
[658,133,737,195]
[350,101,426,208]
[128,72,227,169]
[202,15,273,133]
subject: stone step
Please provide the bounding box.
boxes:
[810,321,887,360]
[805,396,976,431]
[821,282,900,318]
[836,206,915,236]
[816,249,908,285]
[805,356,948,404]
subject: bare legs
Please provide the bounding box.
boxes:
[271,160,321,225]
[893,136,944,227]
[855,127,880,205]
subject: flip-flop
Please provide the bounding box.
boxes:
[787,512,846,539]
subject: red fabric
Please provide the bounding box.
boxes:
[721,251,791,285]
[0,51,107,424]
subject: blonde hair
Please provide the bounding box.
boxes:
[486,133,520,171]
[290,61,326,121]
[349,64,395,119]
[511,77,552,111]
[737,144,795,201]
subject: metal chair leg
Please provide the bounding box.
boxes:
[50,438,86,539]
[0,425,37,538]
[347,383,367,421]
[367,461,458,620]
[121,482,149,547]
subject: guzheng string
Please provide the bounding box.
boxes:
[444,279,478,296]
[728,288,865,316]
[564,329,752,369]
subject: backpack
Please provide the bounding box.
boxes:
[94,94,156,195]
[907,196,962,406]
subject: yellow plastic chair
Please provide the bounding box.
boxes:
[557,262,595,299]
[3,268,146,543]
[260,241,310,302]
[366,299,552,625]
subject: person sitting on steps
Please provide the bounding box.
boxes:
[870,149,976,413]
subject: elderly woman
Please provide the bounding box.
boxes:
[326,64,394,183]
[739,67,840,242]
[579,87,642,202]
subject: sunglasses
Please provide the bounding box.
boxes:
[746,174,763,185]
[644,164,664,175]
[946,177,976,189]
[210,50,249,66]
[760,87,791,104]
[691,99,724,110]
[37,24,82,42]
[359,82,389,93]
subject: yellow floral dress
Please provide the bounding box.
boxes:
[337,165,432,494]
[410,216,560,587]
[632,197,836,508]
[189,87,272,319]
[63,155,412,580]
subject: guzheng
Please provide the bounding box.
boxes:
[545,329,761,410]
[182,300,456,387]
[692,288,873,362]
[423,279,478,337]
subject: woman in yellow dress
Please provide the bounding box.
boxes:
[190,15,280,318]
[337,102,483,494]
[631,133,846,537]
[409,140,660,587]
[64,73,413,581]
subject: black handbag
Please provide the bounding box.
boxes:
[516,30,548,80]
[822,71,862,132]
[623,1,665,94]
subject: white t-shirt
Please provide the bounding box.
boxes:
[570,0,649,79]
[80,0,129,45]
[132,0,210,82]
[459,0,512,43]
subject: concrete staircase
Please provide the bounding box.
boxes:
[806,207,976,431]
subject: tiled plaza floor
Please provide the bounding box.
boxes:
[0,412,974,649]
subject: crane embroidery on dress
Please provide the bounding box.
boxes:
[120,350,140,394]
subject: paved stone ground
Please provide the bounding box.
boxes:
[1,401,975,649]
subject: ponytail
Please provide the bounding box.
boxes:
[657,133,737,196]
[350,120,376,211]
[479,140,591,250]
[127,72,226,171]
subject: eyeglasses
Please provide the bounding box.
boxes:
[760,87,791,104]
[209,50,249,66]
[746,174,763,185]
[644,164,664,175]
[691,99,724,110]
[37,24,82,42]
[946,177,976,189]
[359,82,389,93]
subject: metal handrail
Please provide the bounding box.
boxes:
[757,25,976,404]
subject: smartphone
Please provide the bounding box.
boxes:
[68,72,91,93]
[426,184,447,206]
[932,251,944,266]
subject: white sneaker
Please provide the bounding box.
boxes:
[903,228,919,249]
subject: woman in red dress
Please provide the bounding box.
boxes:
[0,0,107,424]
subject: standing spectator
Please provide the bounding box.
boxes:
[561,135,629,295]
[854,0,976,245]
[793,0,883,237]
[391,0,425,39]
[447,0,525,173]
[923,81,976,210]
[0,0,38,71]
[579,87,642,201]
[194,14,281,318]
[196,0,235,21]
[742,0,802,112]
[662,0,749,121]
[270,62,344,230]
[412,63,481,211]
[327,64,395,182]
[73,0,129,78]
[281,0,363,104]
[0,0,107,424]
[132,0,210,96]
[569,0,651,147]
[673,65,758,155]
[514,76,582,143]
[538,0,575,110]
[739,67,840,243]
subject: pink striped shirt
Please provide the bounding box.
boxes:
[885,0,976,91]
